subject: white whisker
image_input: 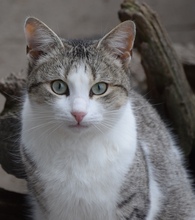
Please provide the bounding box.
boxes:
[92,123,104,135]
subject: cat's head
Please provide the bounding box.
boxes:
[23,17,135,135]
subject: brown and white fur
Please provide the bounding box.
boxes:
[21,17,195,220]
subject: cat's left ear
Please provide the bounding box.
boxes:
[97,21,136,65]
[24,17,64,64]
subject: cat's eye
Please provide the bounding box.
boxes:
[51,80,69,95]
[90,82,108,96]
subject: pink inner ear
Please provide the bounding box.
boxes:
[120,51,131,60]
[25,22,38,49]
[125,31,135,51]
[24,21,41,59]
[98,21,136,62]
[24,17,64,62]
[25,23,35,37]
[119,33,134,60]
[26,45,45,60]
[24,18,49,59]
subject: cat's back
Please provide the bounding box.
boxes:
[130,91,195,219]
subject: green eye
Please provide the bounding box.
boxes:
[91,82,108,96]
[51,80,69,95]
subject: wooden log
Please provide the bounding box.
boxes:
[0,74,26,178]
[119,0,195,155]
[174,43,195,92]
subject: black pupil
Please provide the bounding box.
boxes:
[58,82,62,90]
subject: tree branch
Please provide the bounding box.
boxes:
[0,74,26,178]
[119,0,195,155]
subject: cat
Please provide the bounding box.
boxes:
[20,17,195,220]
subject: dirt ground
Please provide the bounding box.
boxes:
[0,0,195,193]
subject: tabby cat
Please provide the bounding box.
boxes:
[21,17,195,220]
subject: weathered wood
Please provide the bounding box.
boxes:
[174,44,195,92]
[119,0,195,155]
[0,74,26,178]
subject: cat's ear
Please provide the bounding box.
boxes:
[97,21,136,64]
[24,17,64,63]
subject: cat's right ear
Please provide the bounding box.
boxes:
[97,21,136,66]
[24,17,64,63]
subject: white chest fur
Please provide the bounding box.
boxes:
[22,99,137,220]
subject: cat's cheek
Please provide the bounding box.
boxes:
[114,96,128,109]
[85,101,105,122]
[53,98,73,121]
[98,94,128,111]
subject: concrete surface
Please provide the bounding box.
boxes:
[0,0,194,193]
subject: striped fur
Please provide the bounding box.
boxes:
[21,17,195,220]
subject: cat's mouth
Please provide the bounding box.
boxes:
[69,124,89,129]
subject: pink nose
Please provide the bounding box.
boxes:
[71,112,86,123]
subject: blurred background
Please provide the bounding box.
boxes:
[0,0,195,194]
